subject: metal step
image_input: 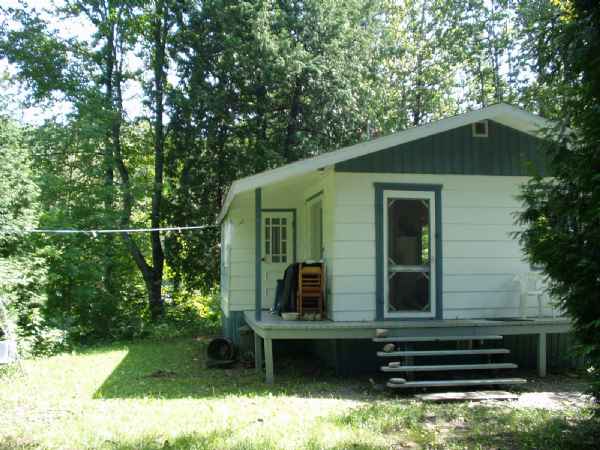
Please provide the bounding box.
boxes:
[387,378,527,388]
[381,362,518,372]
[377,348,510,357]
[373,335,503,343]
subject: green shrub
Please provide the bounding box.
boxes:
[145,287,221,339]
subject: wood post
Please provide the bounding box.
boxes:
[538,332,547,377]
[254,333,263,374]
[264,337,274,384]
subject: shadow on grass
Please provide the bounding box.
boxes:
[101,432,389,450]
[0,431,277,450]
[333,400,600,450]
[103,430,273,450]
[451,405,600,450]
[93,337,384,400]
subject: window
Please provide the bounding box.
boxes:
[472,120,488,137]
[265,217,288,263]
[309,199,323,260]
[222,220,232,268]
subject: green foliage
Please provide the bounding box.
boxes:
[145,287,221,339]
[164,287,221,334]
[516,0,600,401]
[0,87,48,351]
[29,120,150,344]
[2,0,597,354]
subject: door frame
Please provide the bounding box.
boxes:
[305,192,324,260]
[383,189,436,318]
[260,209,296,308]
[374,183,443,320]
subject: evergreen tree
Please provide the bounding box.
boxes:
[517,0,600,400]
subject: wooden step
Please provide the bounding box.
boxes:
[387,378,527,388]
[381,362,518,372]
[373,335,503,343]
[377,348,510,357]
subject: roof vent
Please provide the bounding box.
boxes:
[472,120,488,138]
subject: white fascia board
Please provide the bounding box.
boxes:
[216,104,553,222]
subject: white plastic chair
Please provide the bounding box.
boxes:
[515,272,553,318]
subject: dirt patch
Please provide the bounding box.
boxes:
[146,369,177,378]
[486,372,594,411]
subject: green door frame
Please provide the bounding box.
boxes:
[374,183,443,320]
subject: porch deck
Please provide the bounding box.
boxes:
[245,310,572,383]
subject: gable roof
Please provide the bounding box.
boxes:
[217,103,553,222]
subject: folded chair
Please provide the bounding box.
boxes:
[297,263,325,318]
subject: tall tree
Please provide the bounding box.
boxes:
[1,1,177,320]
[135,0,174,317]
[517,0,600,399]
[165,0,382,290]
[0,82,47,348]
[378,0,461,129]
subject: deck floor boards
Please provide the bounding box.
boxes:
[245,310,570,340]
[244,310,570,383]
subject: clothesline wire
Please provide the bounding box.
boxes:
[0,224,218,235]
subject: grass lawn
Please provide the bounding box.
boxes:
[0,337,598,450]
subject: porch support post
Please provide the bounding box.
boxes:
[538,332,547,377]
[264,337,274,384]
[374,184,384,320]
[254,332,263,374]
[255,188,262,321]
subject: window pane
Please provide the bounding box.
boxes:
[388,272,430,312]
[272,255,280,263]
[272,226,280,255]
[388,198,430,266]
[272,218,280,225]
[265,241,270,255]
[281,241,287,256]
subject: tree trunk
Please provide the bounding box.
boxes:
[148,273,164,319]
[283,77,302,163]
[148,0,169,319]
[411,0,428,126]
[102,20,117,301]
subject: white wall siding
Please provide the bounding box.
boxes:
[221,170,548,321]
[330,172,534,320]
[224,191,255,312]
[223,170,335,314]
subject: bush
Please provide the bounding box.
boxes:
[18,323,69,358]
[145,287,221,339]
[517,1,600,404]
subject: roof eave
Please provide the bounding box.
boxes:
[216,104,554,223]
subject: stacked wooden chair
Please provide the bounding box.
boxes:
[296,263,325,318]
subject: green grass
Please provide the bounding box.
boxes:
[0,338,597,450]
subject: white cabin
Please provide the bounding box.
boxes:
[217,104,572,383]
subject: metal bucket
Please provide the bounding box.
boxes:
[206,337,236,367]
